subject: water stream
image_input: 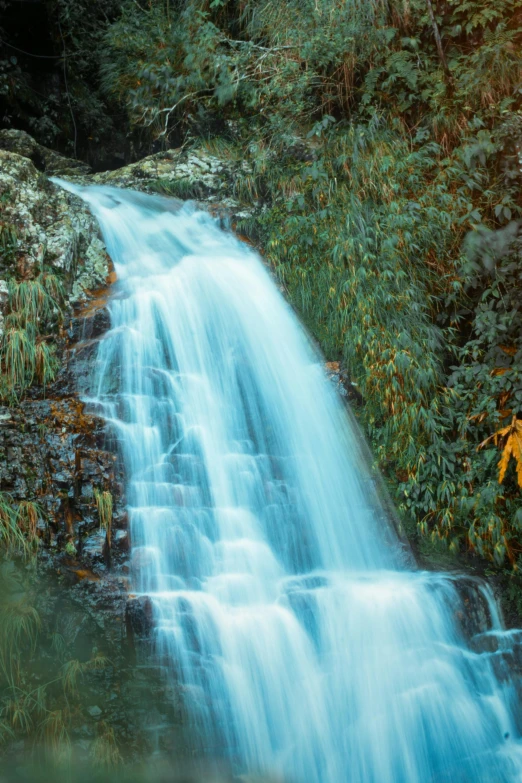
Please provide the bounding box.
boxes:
[55,181,522,782]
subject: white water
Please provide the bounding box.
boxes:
[56,181,522,782]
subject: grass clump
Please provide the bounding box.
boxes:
[90,721,123,769]
[94,489,113,548]
[0,495,43,558]
[0,271,64,402]
[149,178,209,200]
[94,489,113,567]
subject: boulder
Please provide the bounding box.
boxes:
[0,128,91,176]
[0,147,109,300]
[126,595,154,640]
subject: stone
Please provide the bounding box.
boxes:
[0,280,8,308]
[69,306,111,343]
[114,529,129,550]
[0,147,109,292]
[86,705,103,718]
[453,577,495,640]
[469,632,500,654]
[0,129,91,176]
[126,595,154,640]
[83,529,106,556]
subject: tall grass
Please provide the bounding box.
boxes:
[0,271,64,401]
[94,489,113,550]
[0,494,31,556]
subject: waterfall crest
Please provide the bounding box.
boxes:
[55,180,522,783]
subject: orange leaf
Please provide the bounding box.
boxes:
[513,423,522,488]
[478,423,511,450]
[498,435,513,484]
[500,345,517,356]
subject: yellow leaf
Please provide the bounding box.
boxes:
[498,435,513,484]
[512,423,522,488]
[492,418,522,488]
[478,422,511,450]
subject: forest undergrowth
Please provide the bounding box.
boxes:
[98,0,522,570]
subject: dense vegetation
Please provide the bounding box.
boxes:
[0,0,128,166]
[1,0,521,567]
[100,0,522,567]
[0,208,64,402]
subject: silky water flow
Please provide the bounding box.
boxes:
[54,180,522,783]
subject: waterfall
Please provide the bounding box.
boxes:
[54,180,522,782]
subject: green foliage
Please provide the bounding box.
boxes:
[0,494,29,555]
[101,0,522,147]
[99,0,522,565]
[0,494,43,557]
[9,273,64,325]
[94,489,113,550]
[0,270,64,401]
[0,0,127,161]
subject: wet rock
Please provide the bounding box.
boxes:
[65,341,98,397]
[0,146,109,293]
[91,146,254,222]
[325,361,348,398]
[83,530,107,562]
[87,705,103,719]
[0,129,91,176]
[70,236,111,303]
[469,632,500,654]
[126,595,154,640]
[114,529,129,551]
[453,577,495,640]
[69,306,111,343]
[0,279,8,309]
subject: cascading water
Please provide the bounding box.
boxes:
[55,180,522,782]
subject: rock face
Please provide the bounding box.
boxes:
[91,146,255,221]
[0,129,258,550]
[0,148,109,303]
[0,129,91,177]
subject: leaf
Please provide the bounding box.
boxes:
[495,419,522,487]
[512,422,522,488]
[478,422,511,449]
[498,434,513,484]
